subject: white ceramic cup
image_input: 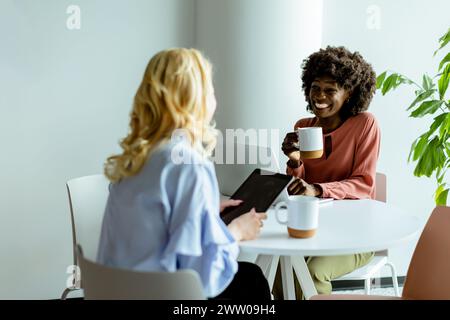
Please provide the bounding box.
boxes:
[297,127,323,159]
[274,195,319,238]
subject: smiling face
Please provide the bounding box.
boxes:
[309,75,351,120]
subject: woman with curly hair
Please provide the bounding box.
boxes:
[273,46,380,299]
[97,48,270,299]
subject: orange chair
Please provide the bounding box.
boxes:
[311,206,450,300]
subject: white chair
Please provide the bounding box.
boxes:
[76,245,205,300]
[61,174,110,299]
[332,173,400,296]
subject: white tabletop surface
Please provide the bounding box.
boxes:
[239,199,421,256]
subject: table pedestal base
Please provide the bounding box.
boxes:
[255,254,318,300]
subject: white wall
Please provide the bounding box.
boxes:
[196,0,323,169]
[322,0,449,276]
[0,0,195,299]
[196,0,323,264]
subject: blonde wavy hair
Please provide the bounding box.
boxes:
[105,48,217,182]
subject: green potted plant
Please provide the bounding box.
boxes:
[376,28,450,205]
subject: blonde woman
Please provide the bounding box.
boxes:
[96,48,270,299]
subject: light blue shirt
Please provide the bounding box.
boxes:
[97,140,239,297]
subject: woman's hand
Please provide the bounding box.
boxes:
[282,132,299,156]
[282,132,301,165]
[288,178,322,197]
[220,199,243,214]
[227,208,267,241]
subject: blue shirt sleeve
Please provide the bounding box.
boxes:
[159,158,239,298]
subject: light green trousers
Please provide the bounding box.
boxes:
[272,252,375,300]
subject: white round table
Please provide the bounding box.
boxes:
[239,199,421,300]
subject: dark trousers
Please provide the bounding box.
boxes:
[211,262,271,300]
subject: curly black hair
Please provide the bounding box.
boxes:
[301,46,376,117]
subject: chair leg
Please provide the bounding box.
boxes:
[364,278,371,295]
[386,262,400,297]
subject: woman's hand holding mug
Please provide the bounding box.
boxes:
[282,132,301,167]
[283,127,324,169]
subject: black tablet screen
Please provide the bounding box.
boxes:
[220,169,292,225]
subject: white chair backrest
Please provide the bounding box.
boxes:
[67,174,110,261]
[375,172,387,202]
[375,172,387,203]
[375,172,388,256]
[76,245,205,300]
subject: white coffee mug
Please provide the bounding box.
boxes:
[297,127,323,159]
[274,195,319,238]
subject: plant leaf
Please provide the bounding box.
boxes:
[422,74,433,90]
[409,133,429,162]
[439,112,450,139]
[376,71,387,89]
[436,166,444,184]
[439,52,450,71]
[429,112,448,136]
[408,139,418,163]
[438,64,450,99]
[382,73,398,95]
[414,147,433,177]
[410,100,444,118]
[407,89,436,111]
[434,27,450,56]
[380,73,414,95]
[435,185,449,205]
[414,137,445,177]
[435,183,444,197]
[398,75,414,86]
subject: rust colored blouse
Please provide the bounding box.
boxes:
[286,112,380,200]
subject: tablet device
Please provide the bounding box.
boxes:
[220,168,292,225]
